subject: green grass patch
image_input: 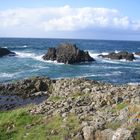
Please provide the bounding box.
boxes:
[0,106,80,140]
[117,103,128,110]
[72,92,89,99]
[48,95,65,102]
[134,125,140,140]
[0,106,46,140]
[110,102,128,113]
[106,121,122,130]
[45,113,80,140]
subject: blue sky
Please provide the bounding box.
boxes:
[0,0,140,40]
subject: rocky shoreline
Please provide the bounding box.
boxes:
[0,77,140,139]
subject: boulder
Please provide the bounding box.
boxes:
[0,47,15,57]
[82,126,95,140]
[95,129,114,140]
[99,51,135,61]
[43,43,95,64]
[112,128,134,140]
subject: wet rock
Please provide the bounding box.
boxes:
[0,77,51,98]
[43,43,95,64]
[99,51,135,61]
[0,47,15,57]
[135,52,140,56]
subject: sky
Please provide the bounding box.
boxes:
[0,0,140,41]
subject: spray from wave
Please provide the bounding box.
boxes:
[15,51,64,65]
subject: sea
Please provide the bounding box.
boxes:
[0,38,140,84]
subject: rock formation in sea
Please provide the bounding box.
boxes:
[135,52,140,56]
[99,51,135,61]
[0,47,16,57]
[43,43,95,64]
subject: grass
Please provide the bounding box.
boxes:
[117,102,128,110]
[110,102,128,113]
[0,106,46,140]
[0,106,80,140]
[134,125,140,140]
[48,95,65,102]
[71,92,90,99]
[106,121,122,130]
[45,113,80,140]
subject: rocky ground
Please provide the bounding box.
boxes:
[0,77,140,140]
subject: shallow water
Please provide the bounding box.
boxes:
[0,95,47,110]
[0,38,140,84]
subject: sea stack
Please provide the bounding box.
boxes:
[0,47,16,57]
[99,51,135,61]
[135,52,140,56]
[43,43,95,64]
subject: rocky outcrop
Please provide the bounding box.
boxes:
[0,77,51,98]
[29,77,139,140]
[135,52,140,56]
[0,47,15,57]
[99,51,135,61]
[0,77,140,139]
[43,43,95,64]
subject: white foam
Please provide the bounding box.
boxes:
[43,60,64,65]
[15,51,44,61]
[75,71,122,78]
[115,50,120,53]
[88,52,99,58]
[100,59,121,64]
[88,50,136,63]
[0,72,17,78]
[3,46,8,48]
[33,65,49,69]
[15,51,35,58]
[22,45,28,48]
[15,51,64,65]
[134,54,140,58]
[87,50,109,58]
[127,82,140,86]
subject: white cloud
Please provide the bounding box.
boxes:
[0,5,140,36]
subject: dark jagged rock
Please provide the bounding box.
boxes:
[99,51,135,61]
[43,43,95,64]
[0,77,51,98]
[0,47,15,57]
[42,48,56,61]
[135,52,140,56]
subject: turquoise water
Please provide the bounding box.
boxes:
[0,38,140,84]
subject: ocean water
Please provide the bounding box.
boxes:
[0,38,140,84]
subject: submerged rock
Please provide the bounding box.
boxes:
[0,47,15,57]
[43,43,95,64]
[99,51,135,61]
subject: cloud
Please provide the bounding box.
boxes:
[0,5,140,37]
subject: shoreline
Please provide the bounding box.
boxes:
[0,76,140,139]
[0,76,139,110]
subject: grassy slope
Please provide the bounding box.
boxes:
[0,105,80,140]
